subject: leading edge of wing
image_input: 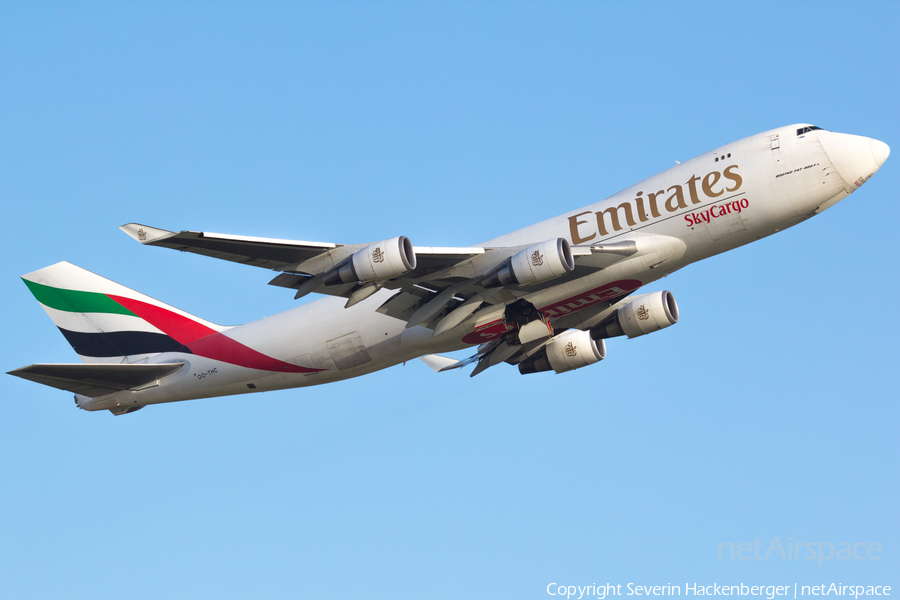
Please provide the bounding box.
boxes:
[121,223,338,251]
[120,223,339,271]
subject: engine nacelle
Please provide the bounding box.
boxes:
[518,329,606,375]
[482,238,574,288]
[323,236,417,285]
[590,290,679,340]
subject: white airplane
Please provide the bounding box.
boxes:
[9,124,890,415]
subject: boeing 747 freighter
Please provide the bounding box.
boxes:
[9,124,889,414]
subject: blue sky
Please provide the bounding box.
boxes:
[1,2,897,598]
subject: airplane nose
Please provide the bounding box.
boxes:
[871,138,890,168]
[819,132,889,190]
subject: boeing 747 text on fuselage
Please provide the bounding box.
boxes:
[10,124,890,414]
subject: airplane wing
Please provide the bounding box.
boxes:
[417,287,642,377]
[121,222,658,334]
[8,362,185,397]
[417,333,563,378]
[121,222,488,286]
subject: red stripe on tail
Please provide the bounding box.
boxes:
[108,295,323,373]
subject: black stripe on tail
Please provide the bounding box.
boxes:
[57,328,193,358]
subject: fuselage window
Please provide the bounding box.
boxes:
[797,126,823,136]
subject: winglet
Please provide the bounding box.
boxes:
[418,354,464,373]
[120,223,176,245]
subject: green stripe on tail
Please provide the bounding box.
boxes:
[22,279,136,316]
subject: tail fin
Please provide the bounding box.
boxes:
[22,262,226,363]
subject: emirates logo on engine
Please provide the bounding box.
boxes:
[636,304,650,321]
[372,247,385,263]
[565,341,577,357]
[531,251,543,267]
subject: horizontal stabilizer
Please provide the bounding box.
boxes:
[8,363,185,397]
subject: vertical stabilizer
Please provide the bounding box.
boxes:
[21,262,226,364]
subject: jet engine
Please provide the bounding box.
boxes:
[518,329,606,375]
[323,236,417,285]
[482,238,575,288]
[590,290,679,340]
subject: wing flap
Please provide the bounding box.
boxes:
[8,363,185,397]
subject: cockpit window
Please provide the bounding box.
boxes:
[797,126,823,136]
